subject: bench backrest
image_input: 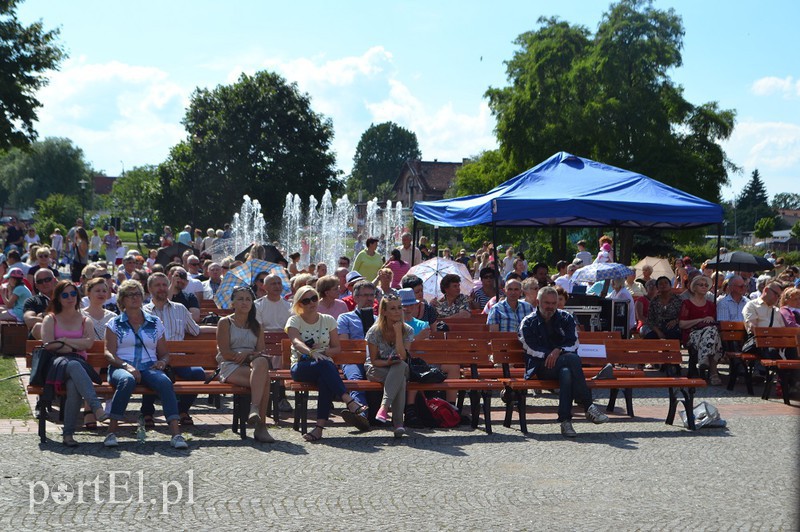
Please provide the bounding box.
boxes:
[280,339,368,366]
[443,331,517,341]
[442,323,490,332]
[490,337,614,367]
[579,330,621,342]
[753,327,800,349]
[410,339,493,366]
[719,320,747,342]
[604,339,682,365]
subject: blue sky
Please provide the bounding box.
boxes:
[18,1,800,201]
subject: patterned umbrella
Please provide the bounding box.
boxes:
[571,262,635,284]
[213,259,291,309]
[407,257,475,302]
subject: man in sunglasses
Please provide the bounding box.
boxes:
[23,269,58,339]
[167,266,201,322]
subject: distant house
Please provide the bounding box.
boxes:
[393,159,464,206]
[93,175,117,195]
[778,209,800,228]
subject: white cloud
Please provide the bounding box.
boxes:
[366,79,497,164]
[35,57,189,173]
[722,120,800,197]
[751,76,800,98]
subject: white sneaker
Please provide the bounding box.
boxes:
[585,404,609,424]
[170,434,188,449]
[103,433,118,447]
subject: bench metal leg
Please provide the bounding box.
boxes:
[624,388,634,417]
[607,388,618,412]
[468,390,480,430]
[515,390,528,434]
[38,401,47,444]
[726,357,739,391]
[779,370,792,405]
[762,369,776,401]
[744,361,755,395]
[502,387,513,428]
[481,391,492,435]
[666,387,678,426]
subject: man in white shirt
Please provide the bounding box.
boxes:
[142,272,213,426]
[202,263,223,299]
[555,263,578,294]
[254,273,292,411]
[396,232,422,266]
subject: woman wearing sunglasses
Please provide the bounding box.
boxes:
[216,286,275,443]
[40,280,106,447]
[286,285,369,441]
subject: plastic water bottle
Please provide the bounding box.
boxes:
[136,413,146,444]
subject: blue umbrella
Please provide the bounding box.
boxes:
[572,262,635,284]
[213,259,290,309]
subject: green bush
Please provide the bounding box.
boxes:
[32,217,67,247]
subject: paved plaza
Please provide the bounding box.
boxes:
[0,364,797,531]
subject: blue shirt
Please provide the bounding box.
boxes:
[337,309,377,340]
[716,294,749,322]
[404,317,430,337]
[486,299,534,332]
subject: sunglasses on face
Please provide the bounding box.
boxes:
[299,295,319,305]
[60,290,78,299]
[36,277,54,284]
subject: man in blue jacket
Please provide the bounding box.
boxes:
[518,286,609,437]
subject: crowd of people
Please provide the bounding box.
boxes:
[1,217,799,445]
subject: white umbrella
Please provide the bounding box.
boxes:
[407,257,475,301]
[633,256,675,281]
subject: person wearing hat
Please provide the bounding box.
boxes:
[0,268,32,321]
[340,271,378,313]
[398,288,430,340]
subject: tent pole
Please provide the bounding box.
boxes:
[713,223,722,300]
[491,222,500,300]
[411,218,418,265]
[434,226,439,257]
[612,226,618,263]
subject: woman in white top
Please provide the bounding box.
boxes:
[82,277,117,340]
[285,286,369,441]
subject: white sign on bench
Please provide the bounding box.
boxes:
[578,344,607,359]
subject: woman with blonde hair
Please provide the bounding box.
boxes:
[365,294,412,437]
[285,285,369,441]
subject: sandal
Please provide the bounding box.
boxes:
[341,399,370,432]
[345,398,368,415]
[143,415,156,428]
[179,414,194,426]
[83,410,97,430]
[303,426,324,442]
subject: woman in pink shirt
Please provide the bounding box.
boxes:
[384,249,410,290]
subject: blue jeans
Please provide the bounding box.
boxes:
[525,352,593,422]
[108,364,180,423]
[341,363,367,408]
[291,359,347,421]
[141,366,206,416]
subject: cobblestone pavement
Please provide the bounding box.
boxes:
[0,380,798,531]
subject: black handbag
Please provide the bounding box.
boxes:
[29,341,65,386]
[408,356,447,383]
[201,312,220,325]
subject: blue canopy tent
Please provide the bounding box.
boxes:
[413,151,723,229]
[410,152,724,304]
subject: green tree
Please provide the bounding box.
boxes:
[158,71,339,230]
[33,193,81,228]
[753,217,775,242]
[0,137,91,208]
[484,0,736,263]
[110,165,160,250]
[771,192,800,211]
[736,169,773,233]
[0,1,66,150]
[347,122,421,197]
[791,221,800,242]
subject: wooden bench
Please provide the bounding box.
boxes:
[492,338,707,432]
[24,339,255,443]
[720,321,756,394]
[1,320,28,356]
[279,338,504,435]
[753,327,800,404]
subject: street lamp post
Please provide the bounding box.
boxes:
[78,178,88,221]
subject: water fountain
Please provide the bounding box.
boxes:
[210,192,405,267]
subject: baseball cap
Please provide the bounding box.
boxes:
[4,268,24,279]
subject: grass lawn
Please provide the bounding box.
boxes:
[0,356,31,419]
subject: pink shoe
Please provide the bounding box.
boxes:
[375,407,390,424]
